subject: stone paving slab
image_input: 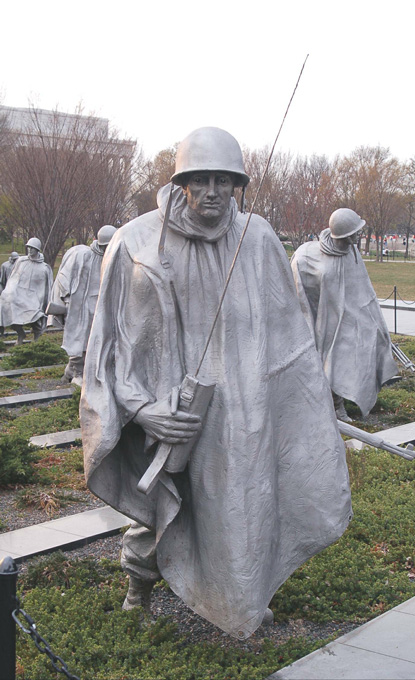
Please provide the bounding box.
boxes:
[376,421,415,446]
[344,421,415,452]
[0,387,74,407]
[3,339,31,346]
[380,305,415,336]
[0,364,65,378]
[268,596,415,679]
[0,506,130,562]
[30,428,82,448]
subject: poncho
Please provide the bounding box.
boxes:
[0,254,53,326]
[291,228,397,416]
[49,241,104,357]
[0,259,17,294]
[81,187,352,638]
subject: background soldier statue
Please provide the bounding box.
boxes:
[291,208,397,421]
[0,251,19,294]
[0,238,52,344]
[81,128,351,639]
[48,225,116,386]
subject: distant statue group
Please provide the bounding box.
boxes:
[0,238,53,343]
[0,127,398,639]
[0,227,116,380]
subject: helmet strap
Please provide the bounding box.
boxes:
[158,183,174,268]
[240,186,246,213]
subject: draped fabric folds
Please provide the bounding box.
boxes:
[48,242,104,357]
[291,229,397,416]
[81,189,351,638]
[0,255,52,326]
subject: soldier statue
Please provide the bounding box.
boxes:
[81,128,351,639]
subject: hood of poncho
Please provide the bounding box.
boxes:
[319,227,352,257]
[90,240,104,256]
[24,253,45,263]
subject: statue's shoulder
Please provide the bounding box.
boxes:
[61,244,91,264]
[238,213,287,254]
[114,210,161,255]
[293,241,319,261]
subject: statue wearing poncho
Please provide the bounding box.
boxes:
[291,223,397,418]
[0,239,52,343]
[48,227,116,382]
[80,128,351,639]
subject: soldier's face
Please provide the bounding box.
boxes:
[183,172,234,225]
[27,247,38,258]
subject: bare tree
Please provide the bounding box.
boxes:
[131,145,177,217]
[344,147,405,261]
[279,154,338,249]
[243,147,293,234]
[0,105,136,267]
[398,158,415,258]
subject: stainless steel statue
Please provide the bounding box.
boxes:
[80,128,352,639]
[0,238,53,344]
[47,225,116,385]
[291,209,397,422]
[0,252,19,294]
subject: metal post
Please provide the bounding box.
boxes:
[0,556,18,680]
[394,285,397,335]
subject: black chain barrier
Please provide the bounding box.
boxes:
[396,291,415,306]
[12,597,80,680]
[377,289,395,302]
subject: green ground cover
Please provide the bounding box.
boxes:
[8,337,415,679]
[0,335,66,370]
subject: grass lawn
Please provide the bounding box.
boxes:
[364,261,415,300]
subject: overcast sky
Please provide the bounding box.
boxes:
[2,0,414,162]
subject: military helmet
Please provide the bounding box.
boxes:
[10,252,19,260]
[329,208,366,239]
[25,237,42,251]
[171,127,250,187]
[97,225,117,246]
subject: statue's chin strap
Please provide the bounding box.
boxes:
[158,183,174,269]
[240,185,247,213]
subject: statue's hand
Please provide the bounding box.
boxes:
[134,395,202,444]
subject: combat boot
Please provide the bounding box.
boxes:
[122,575,154,613]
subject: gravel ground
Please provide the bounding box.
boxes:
[0,487,104,532]
[3,375,72,397]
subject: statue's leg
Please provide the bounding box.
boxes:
[65,354,85,387]
[121,522,160,613]
[32,318,45,341]
[262,608,274,625]
[11,324,26,345]
[63,360,75,382]
[332,392,352,423]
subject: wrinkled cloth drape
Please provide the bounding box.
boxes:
[0,259,17,294]
[81,188,352,638]
[291,229,397,416]
[0,255,52,326]
[48,242,104,357]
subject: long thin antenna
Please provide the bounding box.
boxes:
[195,54,309,378]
